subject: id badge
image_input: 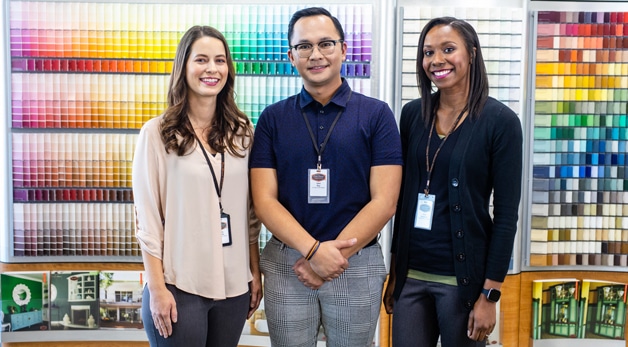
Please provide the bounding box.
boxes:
[308,168,330,204]
[414,194,435,230]
[221,212,232,246]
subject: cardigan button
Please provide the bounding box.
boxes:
[456,253,466,261]
[465,300,473,309]
[460,277,470,285]
[455,229,464,238]
[453,204,461,212]
[451,178,459,187]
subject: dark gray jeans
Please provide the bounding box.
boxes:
[392,278,486,347]
[142,284,249,347]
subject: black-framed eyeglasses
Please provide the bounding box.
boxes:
[290,40,343,58]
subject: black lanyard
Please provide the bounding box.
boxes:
[301,91,353,170]
[196,137,225,213]
[424,106,467,196]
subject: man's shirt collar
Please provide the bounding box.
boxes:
[299,78,351,110]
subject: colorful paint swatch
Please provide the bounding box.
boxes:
[530,11,628,268]
[13,203,138,257]
[11,73,167,129]
[9,2,375,130]
[11,133,136,190]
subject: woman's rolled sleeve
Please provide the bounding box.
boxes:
[133,119,166,259]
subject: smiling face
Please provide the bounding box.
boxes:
[185,36,228,102]
[288,14,346,92]
[422,24,474,96]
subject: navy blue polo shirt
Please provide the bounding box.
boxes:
[250,79,402,241]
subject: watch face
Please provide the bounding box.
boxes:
[487,289,501,302]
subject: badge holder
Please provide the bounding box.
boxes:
[308,168,330,204]
[221,212,232,246]
[414,193,435,230]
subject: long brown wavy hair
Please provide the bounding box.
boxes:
[160,25,253,157]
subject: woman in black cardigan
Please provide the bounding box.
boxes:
[383,17,523,347]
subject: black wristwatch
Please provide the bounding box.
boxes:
[482,288,501,303]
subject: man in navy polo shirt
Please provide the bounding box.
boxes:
[250,7,402,347]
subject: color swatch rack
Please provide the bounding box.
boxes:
[7,1,376,129]
[7,1,377,260]
[12,203,138,257]
[12,133,136,199]
[399,6,524,115]
[9,3,372,62]
[11,74,370,130]
[529,11,628,268]
[11,73,167,129]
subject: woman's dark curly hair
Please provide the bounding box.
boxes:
[160,25,253,157]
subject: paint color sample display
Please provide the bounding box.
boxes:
[400,6,524,115]
[530,11,628,268]
[13,203,138,257]
[9,2,374,127]
[8,1,376,259]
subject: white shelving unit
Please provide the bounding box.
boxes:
[67,273,97,302]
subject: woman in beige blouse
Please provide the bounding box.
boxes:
[132,25,261,346]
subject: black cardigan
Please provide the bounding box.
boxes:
[391,97,523,310]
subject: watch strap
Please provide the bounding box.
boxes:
[482,287,501,302]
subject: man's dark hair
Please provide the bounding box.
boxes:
[288,7,345,44]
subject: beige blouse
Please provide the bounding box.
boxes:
[132,116,260,300]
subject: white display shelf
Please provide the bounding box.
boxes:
[0,329,147,343]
